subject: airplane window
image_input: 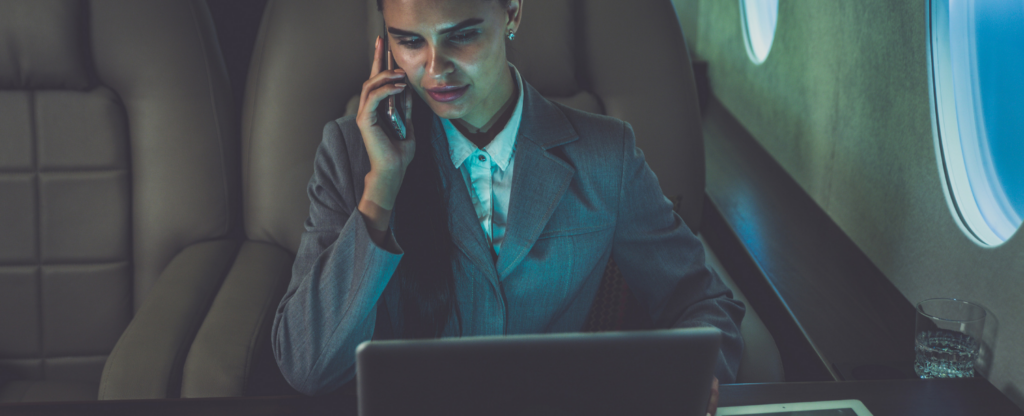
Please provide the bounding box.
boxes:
[739,0,779,64]
[930,0,1024,246]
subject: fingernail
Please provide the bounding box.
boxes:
[376,36,381,48]
[395,83,407,88]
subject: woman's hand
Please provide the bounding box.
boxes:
[707,376,720,416]
[357,36,416,239]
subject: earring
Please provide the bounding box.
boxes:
[507,29,516,41]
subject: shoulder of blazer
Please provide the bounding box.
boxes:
[546,100,629,151]
[327,114,372,168]
[543,101,631,180]
[330,114,364,154]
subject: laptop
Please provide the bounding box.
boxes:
[356,327,721,416]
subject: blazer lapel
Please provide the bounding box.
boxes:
[429,117,498,276]
[495,82,579,279]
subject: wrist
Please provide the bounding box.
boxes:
[363,169,404,210]
[368,166,405,185]
[358,198,392,233]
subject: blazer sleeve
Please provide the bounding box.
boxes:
[610,121,746,383]
[271,119,404,395]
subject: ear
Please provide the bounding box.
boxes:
[506,0,522,34]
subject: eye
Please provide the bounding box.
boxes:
[448,30,480,43]
[396,37,424,48]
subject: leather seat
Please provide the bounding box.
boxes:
[0,0,242,402]
[178,0,783,396]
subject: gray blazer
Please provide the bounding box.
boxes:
[271,80,745,395]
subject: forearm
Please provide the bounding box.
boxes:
[614,231,746,382]
[358,197,392,248]
[611,119,745,383]
[271,212,402,395]
[359,169,405,248]
[667,288,745,384]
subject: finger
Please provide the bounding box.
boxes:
[365,69,407,93]
[404,84,414,138]
[362,83,408,124]
[360,69,407,114]
[370,36,383,77]
[708,377,720,416]
[362,37,384,107]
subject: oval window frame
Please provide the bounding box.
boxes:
[739,0,779,65]
[929,0,1024,247]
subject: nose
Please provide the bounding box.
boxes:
[425,45,455,79]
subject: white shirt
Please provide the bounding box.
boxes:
[442,63,525,257]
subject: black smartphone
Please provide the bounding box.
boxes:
[377,30,407,141]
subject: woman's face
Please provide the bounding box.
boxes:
[382,0,520,121]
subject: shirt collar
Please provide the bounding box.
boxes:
[443,63,525,171]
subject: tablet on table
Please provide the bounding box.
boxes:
[717,399,873,416]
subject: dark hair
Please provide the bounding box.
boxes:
[393,92,462,339]
[380,0,512,339]
[377,0,512,12]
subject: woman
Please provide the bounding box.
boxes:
[271,0,743,413]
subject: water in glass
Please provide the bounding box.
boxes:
[914,329,978,378]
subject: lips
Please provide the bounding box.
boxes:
[426,85,469,103]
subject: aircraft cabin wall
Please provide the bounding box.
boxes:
[675,0,1023,405]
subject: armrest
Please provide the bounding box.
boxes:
[180,241,294,398]
[698,235,785,383]
[98,240,243,400]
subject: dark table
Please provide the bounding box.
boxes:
[719,379,1022,415]
[0,379,1019,416]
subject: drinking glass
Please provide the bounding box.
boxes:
[914,298,986,378]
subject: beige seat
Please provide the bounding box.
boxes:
[176,0,783,396]
[0,0,243,402]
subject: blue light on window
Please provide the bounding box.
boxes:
[740,0,779,64]
[931,0,1024,246]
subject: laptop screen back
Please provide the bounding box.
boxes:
[356,328,721,416]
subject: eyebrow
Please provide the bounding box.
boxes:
[387,18,484,37]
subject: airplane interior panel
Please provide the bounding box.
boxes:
[680,0,1022,397]
[0,0,1021,414]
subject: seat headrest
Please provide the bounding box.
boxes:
[244,0,705,250]
[0,0,93,90]
[505,0,579,97]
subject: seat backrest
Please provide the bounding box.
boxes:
[0,0,238,390]
[241,0,705,255]
[241,0,786,386]
[507,0,705,228]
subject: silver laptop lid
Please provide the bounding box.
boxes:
[357,327,721,416]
